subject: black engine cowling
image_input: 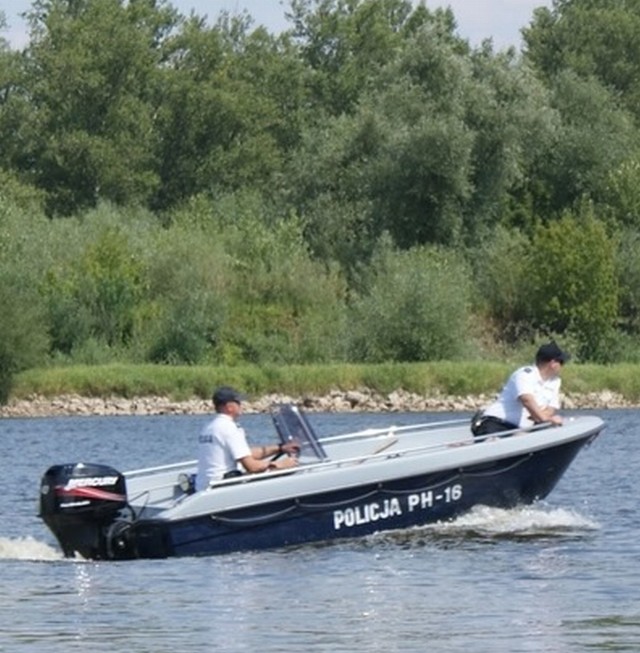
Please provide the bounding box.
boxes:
[39,462,128,559]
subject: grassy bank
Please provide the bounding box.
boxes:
[10,362,640,403]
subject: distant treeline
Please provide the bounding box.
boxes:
[2,0,640,403]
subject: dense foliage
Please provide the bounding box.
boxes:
[2,0,640,401]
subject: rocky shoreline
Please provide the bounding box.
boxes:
[0,388,633,418]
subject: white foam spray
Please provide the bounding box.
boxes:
[0,536,64,561]
[428,504,599,538]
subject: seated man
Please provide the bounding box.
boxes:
[195,386,299,491]
[471,341,569,439]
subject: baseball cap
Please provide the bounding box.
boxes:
[536,341,570,364]
[212,386,245,406]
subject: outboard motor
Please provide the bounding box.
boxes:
[39,462,128,559]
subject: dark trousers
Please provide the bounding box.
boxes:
[471,413,518,438]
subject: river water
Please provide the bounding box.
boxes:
[0,408,638,652]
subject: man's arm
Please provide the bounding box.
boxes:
[519,393,563,426]
[239,442,299,473]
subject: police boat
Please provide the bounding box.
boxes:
[38,405,604,560]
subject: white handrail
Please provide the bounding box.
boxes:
[126,459,197,478]
[317,418,469,444]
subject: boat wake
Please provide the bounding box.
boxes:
[428,504,599,539]
[366,505,600,550]
[0,536,64,561]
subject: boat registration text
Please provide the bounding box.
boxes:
[333,485,463,530]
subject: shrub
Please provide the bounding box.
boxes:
[0,279,50,402]
[0,199,50,402]
[348,244,473,363]
[470,226,531,341]
[217,211,349,364]
[615,228,640,335]
[140,224,229,364]
[527,204,618,361]
[43,226,146,353]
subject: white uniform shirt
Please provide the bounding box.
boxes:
[483,364,561,428]
[196,413,252,490]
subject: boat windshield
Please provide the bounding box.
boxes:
[271,405,327,462]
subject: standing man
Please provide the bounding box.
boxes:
[471,342,570,438]
[196,386,299,491]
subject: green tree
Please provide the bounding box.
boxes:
[524,0,640,122]
[288,0,441,116]
[15,0,178,214]
[289,21,561,263]
[0,16,35,183]
[529,70,639,216]
[286,21,475,266]
[152,15,301,210]
[462,47,556,237]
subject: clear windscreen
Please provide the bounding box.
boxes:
[271,404,327,462]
